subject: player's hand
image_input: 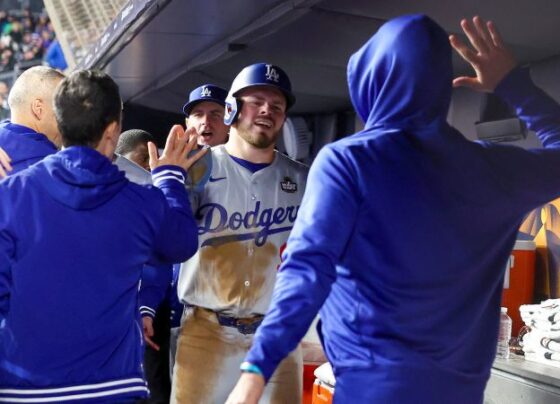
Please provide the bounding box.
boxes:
[225,373,265,404]
[142,316,160,351]
[0,146,12,178]
[449,16,516,92]
[148,125,208,172]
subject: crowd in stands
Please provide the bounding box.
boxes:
[0,7,65,121]
[0,8,56,71]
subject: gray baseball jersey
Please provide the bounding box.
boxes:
[114,154,152,185]
[177,145,308,317]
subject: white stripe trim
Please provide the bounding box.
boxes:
[152,168,183,176]
[0,386,148,403]
[0,378,145,395]
[152,169,184,181]
[140,306,156,315]
[153,175,184,184]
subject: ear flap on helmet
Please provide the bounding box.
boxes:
[224,95,242,125]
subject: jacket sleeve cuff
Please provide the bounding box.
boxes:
[244,351,278,382]
[151,165,186,186]
[494,66,533,105]
[139,305,156,319]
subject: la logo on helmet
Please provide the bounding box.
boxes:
[265,64,280,82]
[201,86,212,97]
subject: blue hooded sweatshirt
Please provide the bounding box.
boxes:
[0,120,57,174]
[0,146,198,402]
[245,14,560,403]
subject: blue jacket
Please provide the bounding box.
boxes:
[0,146,198,402]
[113,154,176,322]
[0,120,57,174]
[245,15,560,403]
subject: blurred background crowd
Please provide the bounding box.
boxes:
[0,1,66,121]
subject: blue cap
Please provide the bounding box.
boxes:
[182,84,228,116]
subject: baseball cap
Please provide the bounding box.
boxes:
[182,84,228,116]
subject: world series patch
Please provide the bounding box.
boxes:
[280,177,297,193]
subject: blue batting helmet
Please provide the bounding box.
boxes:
[224,63,295,125]
[182,84,228,116]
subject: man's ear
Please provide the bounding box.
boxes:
[31,98,43,120]
[105,121,120,145]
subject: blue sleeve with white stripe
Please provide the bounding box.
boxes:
[139,264,173,318]
[150,165,199,263]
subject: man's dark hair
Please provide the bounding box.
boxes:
[116,129,154,155]
[54,70,121,147]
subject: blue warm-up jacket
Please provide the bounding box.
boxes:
[0,120,57,174]
[0,147,198,402]
[245,15,560,403]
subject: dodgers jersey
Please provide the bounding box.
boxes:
[177,145,308,317]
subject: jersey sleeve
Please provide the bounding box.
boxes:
[245,146,360,381]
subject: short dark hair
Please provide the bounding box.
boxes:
[116,129,154,155]
[54,70,121,147]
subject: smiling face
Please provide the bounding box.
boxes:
[186,101,229,147]
[233,86,287,150]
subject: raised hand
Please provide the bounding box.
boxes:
[449,16,517,92]
[148,125,207,172]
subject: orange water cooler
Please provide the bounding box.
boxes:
[311,363,335,404]
[501,240,536,336]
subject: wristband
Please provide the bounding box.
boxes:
[240,361,263,376]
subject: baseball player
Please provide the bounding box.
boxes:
[226,15,560,404]
[170,63,308,403]
[116,128,155,171]
[183,84,229,147]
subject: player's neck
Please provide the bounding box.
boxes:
[225,136,275,164]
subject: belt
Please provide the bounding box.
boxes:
[198,307,264,335]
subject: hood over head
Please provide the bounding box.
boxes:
[31,146,128,210]
[347,14,452,130]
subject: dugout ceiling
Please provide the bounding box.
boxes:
[82,0,560,115]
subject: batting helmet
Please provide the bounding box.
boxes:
[182,84,228,116]
[224,63,295,125]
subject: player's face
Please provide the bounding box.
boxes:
[123,142,150,171]
[186,101,229,147]
[235,87,286,149]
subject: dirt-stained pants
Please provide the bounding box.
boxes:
[170,307,302,404]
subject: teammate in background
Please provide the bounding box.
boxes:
[116,128,155,171]
[171,64,308,403]
[0,70,205,403]
[227,16,560,404]
[183,84,229,147]
[0,66,63,174]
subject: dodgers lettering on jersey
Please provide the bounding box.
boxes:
[177,145,308,317]
[197,201,299,247]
